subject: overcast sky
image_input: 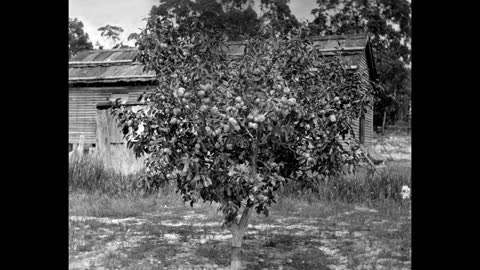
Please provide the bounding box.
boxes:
[69,0,318,49]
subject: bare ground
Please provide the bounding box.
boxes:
[69,202,411,270]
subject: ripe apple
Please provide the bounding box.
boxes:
[288,98,296,106]
[223,124,230,132]
[228,117,237,125]
[200,105,208,112]
[177,87,185,97]
[173,108,181,115]
[205,126,212,134]
[329,115,336,122]
[235,96,242,103]
[333,97,339,102]
[210,106,219,115]
[202,98,211,104]
[256,115,266,123]
[283,87,291,94]
[251,123,258,129]
[197,90,205,97]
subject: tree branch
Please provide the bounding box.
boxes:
[238,206,253,230]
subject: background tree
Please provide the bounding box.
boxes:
[310,0,411,130]
[148,0,299,40]
[127,32,141,46]
[149,0,259,40]
[113,14,372,269]
[69,18,93,58]
[97,24,126,49]
[259,0,300,35]
[95,41,104,50]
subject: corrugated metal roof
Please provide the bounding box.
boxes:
[69,64,153,79]
[69,49,156,84]
[70,49,139,62]
[68,34,371,85]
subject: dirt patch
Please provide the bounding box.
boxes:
[69,203,410,270]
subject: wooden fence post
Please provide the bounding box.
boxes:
[96,109,112,170]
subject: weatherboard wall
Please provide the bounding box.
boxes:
[68,86,147,145]
[336,52,374,149]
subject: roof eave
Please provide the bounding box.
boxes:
[69,75,156,85]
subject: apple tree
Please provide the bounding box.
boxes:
[112,16,372,269]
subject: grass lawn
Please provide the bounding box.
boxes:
[69,190,411,270]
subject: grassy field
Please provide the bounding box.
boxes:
[69,159,411,270]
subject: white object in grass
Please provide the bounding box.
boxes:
[401,185,411,200]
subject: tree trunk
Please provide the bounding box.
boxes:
[231,246,242,269]
[229,207,252,270]
[229,136,258,270]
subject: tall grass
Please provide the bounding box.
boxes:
[69,154,147,196]
[70,154,410,206]
[280,163,411,205]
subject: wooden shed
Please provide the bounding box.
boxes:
[68,33,376,152]
[68,49,156,148]
[311,33,377,146]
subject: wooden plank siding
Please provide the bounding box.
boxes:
[96,106,148,175]
[357,52,374,146]
[338,51,374,150]
[69,86,149,144]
